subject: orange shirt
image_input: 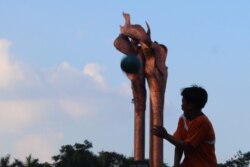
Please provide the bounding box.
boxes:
[173,114,217,167]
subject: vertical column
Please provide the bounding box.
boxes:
[149,91,164,167]
[134,110,145,160]
[132,77,146,161]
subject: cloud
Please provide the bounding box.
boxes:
[59,97,93,117]
[0,32,127,163]
[0,38,132,162]
[0,100,44,133]
[117,82,132,96]
[47,61,81,83]
[13,133,63,163]
[0,39,22,88]
[0,39,43,91]
[83,63,106,88]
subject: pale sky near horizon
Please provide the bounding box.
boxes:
[0,1,250,165]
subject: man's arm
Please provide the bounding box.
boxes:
[152,126,193,150]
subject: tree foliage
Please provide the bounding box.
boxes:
[0,154,50,167]
[98,151,133,167]
[1,139,248,167]
[52,140,98,167]
[218,151,250,167]
[0,154,11,167]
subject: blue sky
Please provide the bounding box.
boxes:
[0,0,250,165]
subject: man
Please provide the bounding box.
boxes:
[152,85,217,167]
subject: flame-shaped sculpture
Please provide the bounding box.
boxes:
[114,13,168,167]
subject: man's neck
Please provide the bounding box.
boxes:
[188,110,203,120]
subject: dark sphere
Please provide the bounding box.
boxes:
[120,55,141,74]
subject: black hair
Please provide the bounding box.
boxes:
[181,85,208,109]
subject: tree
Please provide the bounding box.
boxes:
[218,151,250,167]
[10,154,51,167]
[24,154,39,167]
[98,151,132,167]
[0,139,184,167]
[52,140,99,167]
[0,154,11,167]
[11,159,24,167]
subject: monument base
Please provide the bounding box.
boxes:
[129,160,149,167]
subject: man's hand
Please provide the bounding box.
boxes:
[152,125,168,139]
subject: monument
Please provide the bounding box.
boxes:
[114,13,168,167]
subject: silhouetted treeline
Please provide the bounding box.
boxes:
[0,140,168,167]
[217,150,250,167]
[0,140,249,167]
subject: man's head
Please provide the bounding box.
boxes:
[181,85,208,110]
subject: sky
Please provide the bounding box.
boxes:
[0,0,250,165]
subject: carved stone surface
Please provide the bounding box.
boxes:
[114,13,168,167]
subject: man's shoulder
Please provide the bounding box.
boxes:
[195,114,210,122]
[191,115,213,128]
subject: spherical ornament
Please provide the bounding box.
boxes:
[120,55,141,74]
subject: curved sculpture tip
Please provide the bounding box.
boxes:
[146,21,151,38]
[122,12,131,26]
[146,21,152,43]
